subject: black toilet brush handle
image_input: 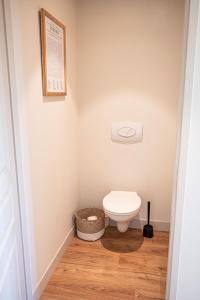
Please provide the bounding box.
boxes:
[147,201,150,225]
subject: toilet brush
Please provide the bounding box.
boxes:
[143,201,154,238]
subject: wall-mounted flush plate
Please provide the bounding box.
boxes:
[111,122,143,143]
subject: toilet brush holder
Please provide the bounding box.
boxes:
[143,201,154,238]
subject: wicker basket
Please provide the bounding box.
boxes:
[75,208,105,241]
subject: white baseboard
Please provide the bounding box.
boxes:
[33,226,74,300]
[109,218,170,232]
[129,218,170,232]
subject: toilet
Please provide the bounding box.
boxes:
[103,191,141,233]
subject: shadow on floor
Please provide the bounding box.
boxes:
[100,226,144,253]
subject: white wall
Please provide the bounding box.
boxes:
[77,0,185,226]
[168,0,200,299]
[14,0,79,295]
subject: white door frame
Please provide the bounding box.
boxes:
[0,0,28,297]
[2,0,33,299]
[166,0,200,299]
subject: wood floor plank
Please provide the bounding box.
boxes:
[41,226,169,300]
[42,283,135,300]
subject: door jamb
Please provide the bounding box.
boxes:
[166,0,200,298]
[2,0,33,299]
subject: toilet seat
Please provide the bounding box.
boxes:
[103,191,141,216]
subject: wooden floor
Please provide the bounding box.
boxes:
[41,226,169,300]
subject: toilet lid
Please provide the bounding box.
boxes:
[103,191,141,215]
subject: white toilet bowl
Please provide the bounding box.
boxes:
[103,191,141,233]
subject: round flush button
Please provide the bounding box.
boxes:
[118,127,136,138]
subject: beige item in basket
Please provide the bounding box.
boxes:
[87,215,98,221]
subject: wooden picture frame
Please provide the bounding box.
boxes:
[40,9,67,96]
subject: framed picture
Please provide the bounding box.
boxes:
[40,9,67,96]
